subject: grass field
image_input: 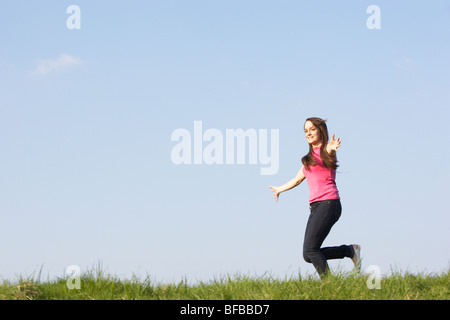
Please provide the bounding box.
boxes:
[0,266,448,300]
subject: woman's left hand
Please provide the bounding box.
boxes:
[327,134,341,152]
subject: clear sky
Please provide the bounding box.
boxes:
[0,0,449,283]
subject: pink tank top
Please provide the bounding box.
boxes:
[302,146,340,204]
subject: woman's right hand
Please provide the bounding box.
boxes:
[268,186,281,202]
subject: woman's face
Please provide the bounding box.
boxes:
[304,121,321,147]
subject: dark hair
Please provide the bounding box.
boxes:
[301,117,339,171]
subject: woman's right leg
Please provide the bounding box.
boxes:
[303,200,359,277]
[302,200,341,277]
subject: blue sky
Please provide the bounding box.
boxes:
[0,1,449,283]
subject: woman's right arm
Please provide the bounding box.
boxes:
[269,166,306,202]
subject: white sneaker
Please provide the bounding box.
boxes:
[352,244,361,271]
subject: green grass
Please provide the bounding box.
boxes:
[0,267,448,300]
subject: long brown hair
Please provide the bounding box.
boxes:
[301,117,339,171]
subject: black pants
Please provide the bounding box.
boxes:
[303,199,354,277]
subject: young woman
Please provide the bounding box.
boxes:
[269,117,360,278]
